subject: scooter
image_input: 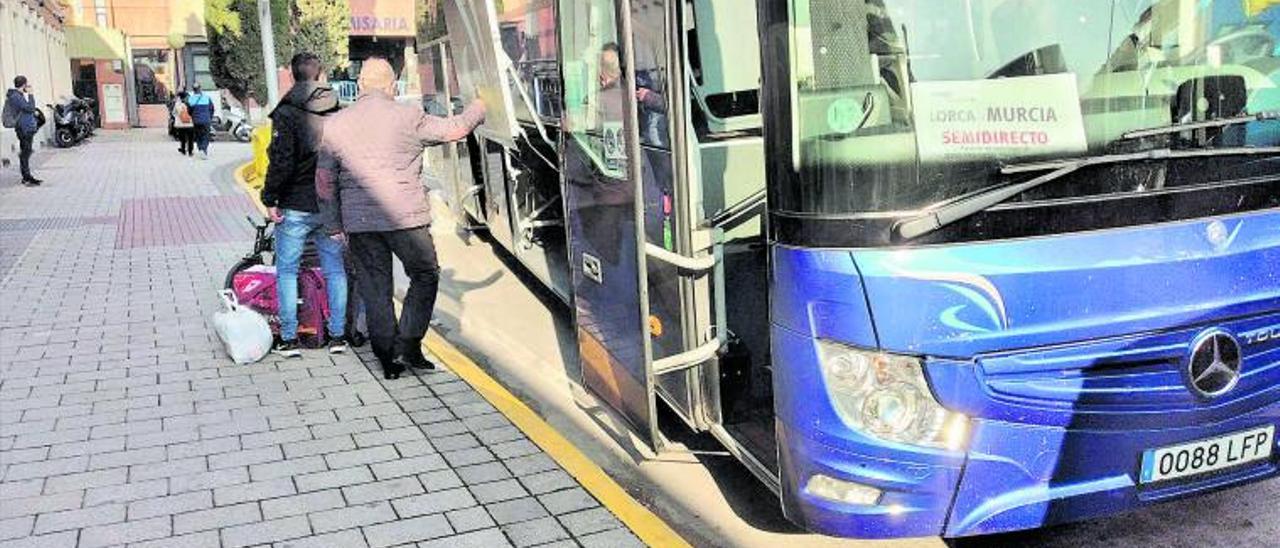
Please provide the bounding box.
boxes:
[211,99,253,142]
[46,97,83,148]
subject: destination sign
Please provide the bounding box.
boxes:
[911,73,1088,161]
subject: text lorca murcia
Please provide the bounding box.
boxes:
[934,106,1061,146]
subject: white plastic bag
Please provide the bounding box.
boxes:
[212,290,273,364]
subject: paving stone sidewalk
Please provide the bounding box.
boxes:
[0,131,644,548]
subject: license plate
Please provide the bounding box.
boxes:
[1140,425,1275,484]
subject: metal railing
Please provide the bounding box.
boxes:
[331,80,409,103]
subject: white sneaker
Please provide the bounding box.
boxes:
[328,336,348,355]
[200,151,209,160]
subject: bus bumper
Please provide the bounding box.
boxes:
[944,408,1280,537]
[781,406,1280,539]
[777,421,963,539]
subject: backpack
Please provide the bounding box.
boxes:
[1,96,17,129]
[230,264,331,348]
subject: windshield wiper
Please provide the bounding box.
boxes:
[1122,110,1280,140]
[892,146,1280,241]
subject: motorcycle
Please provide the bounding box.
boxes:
[72,97,96,139]
[45,96,96,147]
[46,97,87,148]
[211,98,252,142]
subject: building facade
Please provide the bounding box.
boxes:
[64,0,210,128]
[0,0,73,173]
[326,0,420,103]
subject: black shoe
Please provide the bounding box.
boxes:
[393,352,435,371]
[348,330,367,348]
[22,178,40,186]
[327,336,349,355]
[373,347,401,379]
[272,339,303,358]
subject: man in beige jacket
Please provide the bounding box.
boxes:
[317,58,485,379]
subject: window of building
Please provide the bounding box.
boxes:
[133,49,171,105]
[94,0,109,27]
[188,47,216,91]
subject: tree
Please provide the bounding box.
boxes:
[207,0,350,102]
[205,0,242,37]
[291,0,351,77]
[207,0,290,102]
[417,0,447,44]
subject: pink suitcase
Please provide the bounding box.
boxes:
[230,265,330,348]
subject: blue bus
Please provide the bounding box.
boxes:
[435,0,1280,539]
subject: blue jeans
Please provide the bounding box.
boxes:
[194,123,211,153]
[275,209,347,341]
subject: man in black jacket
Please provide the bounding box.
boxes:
[261,52,347,357]
[4,76,42,186]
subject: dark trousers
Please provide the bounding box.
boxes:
[193,124,211,153]
[349,226,440,368]
[17,130,34,179]
[176,127,194,155]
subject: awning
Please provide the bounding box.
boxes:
[66,26,127,60]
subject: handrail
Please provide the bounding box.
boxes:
[645,243,716,273]
[650,234,727,377]
[653,337,721,375]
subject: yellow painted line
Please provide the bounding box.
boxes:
[422,331,691,548]
[232,161,690,547]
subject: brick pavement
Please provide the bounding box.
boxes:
[0,131,644,548]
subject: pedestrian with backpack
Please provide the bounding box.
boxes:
[173,89,195,156]
[3,76,43,186]
[261,52,348,358]
[186,83,215,159]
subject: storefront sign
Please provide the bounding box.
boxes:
[350,0,417,37]
[911,73,1088,161]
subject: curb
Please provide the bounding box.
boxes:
[229,159,690,548]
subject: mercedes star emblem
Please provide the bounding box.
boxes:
[1185,330,1243,399]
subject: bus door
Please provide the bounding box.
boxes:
[444,0,522,146]
[630,0,773,474]
[445,0,525,250]
[628,0,727,434]
[420,39,480,229]
[557,0,660,449]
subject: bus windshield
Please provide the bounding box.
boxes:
[778,0,1280,215]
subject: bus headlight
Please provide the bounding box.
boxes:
[816,341,968,450]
